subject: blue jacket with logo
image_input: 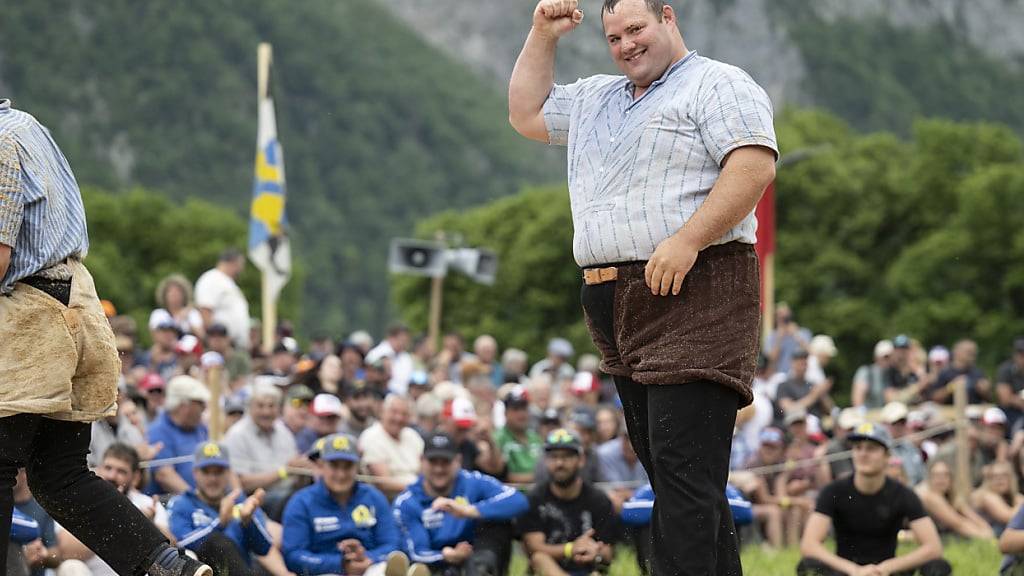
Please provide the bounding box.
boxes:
[620,484,753,526]
[282,480,400,575]
[393,469,528,565]
[10,508,40,544]
[167,490,273,562]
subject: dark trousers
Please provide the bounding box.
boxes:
[197,532,258,576]
[796,557,953,576]
[582,282,742,576]
[429,520,511,576]
[0,414,167,576]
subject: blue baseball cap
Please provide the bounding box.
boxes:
[311,433,360,463]
[193,442,231,470]
[847,422,893,450]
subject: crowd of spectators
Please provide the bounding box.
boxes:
[7,255,1024,575]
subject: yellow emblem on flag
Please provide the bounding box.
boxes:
[351,505,376,527]
[251,193,285,236]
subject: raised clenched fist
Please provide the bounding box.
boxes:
[533,0,584,39]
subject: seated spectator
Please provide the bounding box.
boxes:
[282,385,318,453]
[8,508,40,576]
[816,408,862,484]
[999,503,1024,575]
[883,402,927,487]
[539,409,563,442]
[359,395,425,497]
[150,274,205,338]
[342,382,378,438]
[473,334,503,388]
[763,304,812,376]
[978,407,1011,470]
[501,348,529,385]
[11,468,62,575]
[495,386,542,484]
[916,460,993,540]
[519,429,617,576]
[996,338,1024,435]
[281,434,425,576]
[776,351,834,423]
[885,335,927,405]
[534,407,600,485]
[887,456,909,485]
[222,383,312,516]
[594,406,620,446]
[137,372,167,426]
[88,395,147,469]
[147,320,180,381]
[798,423,950,576]
[805,335,838,388]
[224,397,246,433]
[440,396,502,475]
[393,433,528,575]
[206,323,251,387]
[146,375,210,495]
[57,444,175,575]
[530,338,576,382]
[851,340,893,410]
[167,442,273,575]
[776,410,819,547]
[926,339,991,405]
[971,461,1024,536]
[310,393,345,439]
[596,432,648,514]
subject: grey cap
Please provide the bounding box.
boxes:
[847,422,893,450]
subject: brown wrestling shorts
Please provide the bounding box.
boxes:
[581,241,760,406]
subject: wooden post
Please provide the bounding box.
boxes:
[954,375,971,501]
[761,252,775,344]
[428,275,444,354]
[206,362,225,441]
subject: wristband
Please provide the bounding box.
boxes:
[278,466,288,480]
[564,542,574,559]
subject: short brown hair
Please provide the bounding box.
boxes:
[603,0,667,20]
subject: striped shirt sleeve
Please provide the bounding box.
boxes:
[696,66,779,166]
[542,79,588,146]
[0,135,23,247]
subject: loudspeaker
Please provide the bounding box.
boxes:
[388,239,448,278]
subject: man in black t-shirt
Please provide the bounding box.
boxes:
[797,423,951,576]
[518,429,617,576]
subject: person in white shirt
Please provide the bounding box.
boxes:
[358,395,424,498]
[194,249,250,350]
[57,444,174,576]
[365,324,414,396]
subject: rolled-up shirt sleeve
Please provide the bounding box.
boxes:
[696,67,779,166]
[542,80,586,146]
[0,135,23,247]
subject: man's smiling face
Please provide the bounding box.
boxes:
[603,0,679,90]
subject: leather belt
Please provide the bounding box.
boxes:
[582,266,618,286]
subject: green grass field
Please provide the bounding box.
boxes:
[508,539,1002,575]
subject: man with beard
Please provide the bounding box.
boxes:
[508,0,777,572]
[167,442,274,576]
[342,382,378,438]
[56,444,174,575]
[519,429,617,576]
[282,433,423,576]
[393,433,528,575]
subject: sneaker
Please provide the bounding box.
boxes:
[407,562,431,576]
[385,551,411,576]
[148,552,213,576]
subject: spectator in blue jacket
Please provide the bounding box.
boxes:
[9,508,40,545]
[167,442,273,575]
[393,432,528,575]
[621,483,753,528]
[282,433,426,576]
[146,375,210,495]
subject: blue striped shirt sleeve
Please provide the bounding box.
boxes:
[543,80,586,146]
[696,67,779,166]
[0,134,22,247]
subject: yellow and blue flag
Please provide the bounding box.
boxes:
[248,43,291,301]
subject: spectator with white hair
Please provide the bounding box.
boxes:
[359,395,425,498]
[529,338,576,381]
[222,383,313,514]
[851,340,894,409]
[145,375,211,495]
[473,334,504,387]
[805,335,837,387]
[501,348,530,385]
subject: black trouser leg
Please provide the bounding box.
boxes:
[468,520,511,576]
[197,532,255,575]
[0,414,167,576]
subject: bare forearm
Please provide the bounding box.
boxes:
[508,28,558,139]
[802,541,859,574]
[675,148,775,250]
[155,468,190,494]
[1001,529,1024,553]
[881,542,941,574]
[239,471,282,493]
[0,243,10,280]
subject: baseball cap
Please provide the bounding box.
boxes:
[847,422,892,450]
[547,338,575,359]
[759,427,784,446]
[791,349,810,360]
[544,428,582,453]
[224,397,246,415]
[928,346,950,364]
[311,394,344,417]
[784,408,808,426]
[286,385,316,405]
[983,407,1008,427]
[837,408,863,432]
[175,334,204,357]
[312,433,360,463]
[892,334,912,349]
[570,406,598,430]
[207,323,230,337]
[166,375,211,405]
[409,370,430,387]
[423,432,459,460]
[139,373,166,392]
[193,442,231,470]
[809,335,838,357]
[450,396,477,429]
[503,385,529,409]
[881,402,909,424]
[540,408,561,425]
[874,340,894,358]
[571,372,600,395]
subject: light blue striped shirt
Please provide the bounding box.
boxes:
[543,52,778,267]
[0,99,89,293]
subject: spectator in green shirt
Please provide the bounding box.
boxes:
[496,386,542,484]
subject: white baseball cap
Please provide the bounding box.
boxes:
[450,396,477,428]
[810,335,838,357]
[166,375,211,407]
[874,340,894,358]
[311,394,343,417]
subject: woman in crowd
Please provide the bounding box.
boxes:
[149,273,204,338]
[916,460,994,539]
[971,461,1024,535]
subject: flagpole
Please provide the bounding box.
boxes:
[257,42,276,355]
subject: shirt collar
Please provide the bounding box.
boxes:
[624,50,698,96]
